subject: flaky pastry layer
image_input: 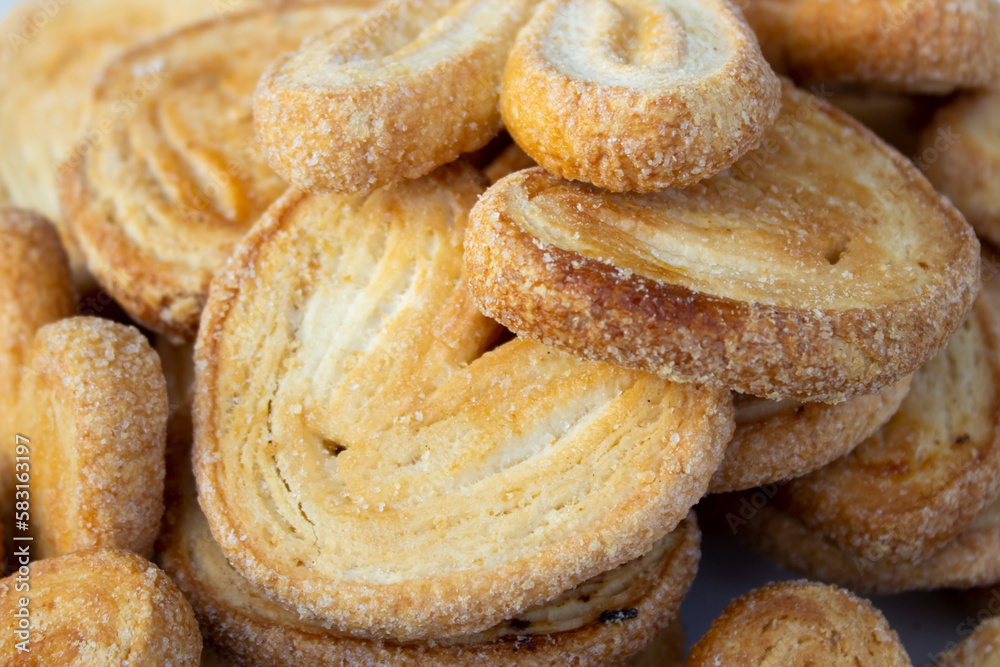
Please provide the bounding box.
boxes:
[501,0,781,192]
[0,0,277,281]
[465,81,980,402]
[59,3,375,340]
[194,164,733,640]
[160,469,698,666]
[781,280,1000,565]
[709,376,913,493]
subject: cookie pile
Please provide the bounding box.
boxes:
[0,0,999,664]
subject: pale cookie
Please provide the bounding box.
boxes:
[194,163,734,641]
[780,281,1000,565]
[740,0,1000,93]
[922,92,1000,248]
[0,0,277,281]
[709,375,913,494]
[687,581,911,666]
[60,3,376,340]
[254,0,539,194]
[0,547,201,665]
[465,81,980,403]
[18,317,168,559]
[502,0,781,192]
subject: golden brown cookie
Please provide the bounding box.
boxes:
[254,0,538,194]
[465,81,981,403]
[779,281,1000,565]
[160,465,699,667]
[18,317,168,559]
[827,91,938,159]
[709,375,913,493]
[501,0,781,192]
[687,581,911,665]
[0,547,201,664]
[922,92,1000,248]
[194,163,734,641]
[0,0,276,281]
[741,0,1000,94]
[727,492,1000,595]
[59,3,375,340]
[0,209,75,553]
[938,617,1000,667]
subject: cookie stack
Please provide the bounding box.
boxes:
[0,0,998,664]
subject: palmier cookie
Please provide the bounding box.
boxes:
[0,0,276,281]
[709,375,913,494]
[59,3,376,341]
[921,92,1000,248]
[501,0,781,193]
[0,210,75,516]
[465,80,980,403]
[778,280,1000,565]
[17,317,168,559]
[687,581,911,666]
[485,143,538,185]
[938,617,1000,667]
[160,466,698,667]
[0,547,201,664]
[194,163,734,640]
[740,0,1000,94]
[254,0,538,194]
[727,492,1000,595]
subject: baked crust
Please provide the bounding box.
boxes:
[501,0,781,192]
[465,81,980,403]
[193,163,733,640]
[18,317,168,559]
[0,0,277,282]
[160,463,698,666]
[780,281,1000,565]
[922,92,1000,248]
[687,581,911,666]
[938,616,1000,667]
[741,0,1000,93]
[485,143,538,185]
[709,375,913,493]
[0,548,201,664]
[0,209,76,527]
[254,0,538,194]
[59,3,375,340]
[724,493,1000,595]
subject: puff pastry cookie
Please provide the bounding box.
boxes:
[726,491,1000,595]
[741,0,1000,93]
[60,3,376,340]
[194,164,734,640]
[161,463,699,666]
[0,0,276,280]
[0,548,201,665]
[779,281,1000,565]
[19,317,168,559]
[501,0,781,192]
[465,81,980,403]
[938,616,1000,667]
[687,581,911,666]
[922,92,1000,248]
[254,0,538,193]
[709,376,913,494]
